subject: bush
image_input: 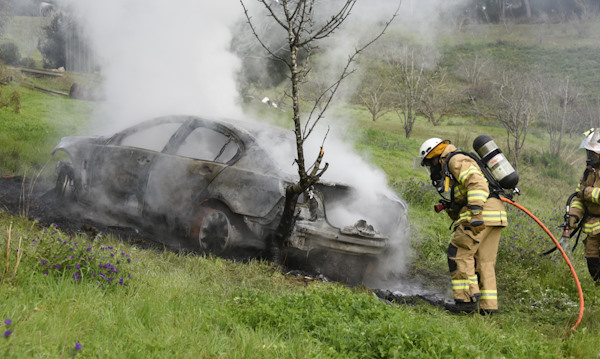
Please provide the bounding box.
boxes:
[19,57,35,68]
[521,150,576,181]
[0,42,21,66]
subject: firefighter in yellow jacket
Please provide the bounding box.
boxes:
[419,138,508,314]
[568,129,600,282]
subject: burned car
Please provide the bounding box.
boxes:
[52,115,406,284]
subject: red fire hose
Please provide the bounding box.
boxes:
[501,197,584,332]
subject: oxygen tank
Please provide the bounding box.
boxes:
[472,134,519,189]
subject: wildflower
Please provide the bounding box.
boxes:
[4,330,12,338]
[75,342,82,350]
[4,319,11,325]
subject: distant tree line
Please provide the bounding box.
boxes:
[463,0,600,23]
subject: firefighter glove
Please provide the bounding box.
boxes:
[568,214,580,230]
[579,186,588,199]
[446,208,459,221]
[469,206,485,235]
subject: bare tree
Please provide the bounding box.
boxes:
[240,0,399,263]
[352,59,395,121]
[420,68,456,126]
[492,70,535,169]
[388,47,428,138]
[536,76,580,157]
[457,55,488,87]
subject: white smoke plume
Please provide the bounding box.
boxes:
[62,0,246,133]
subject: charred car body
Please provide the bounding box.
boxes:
[52,115,407,284]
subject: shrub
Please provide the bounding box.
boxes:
[19,57,36,68]
[0,42,21,66]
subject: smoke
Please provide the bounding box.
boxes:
[62,0,246,133]
[57,0,469,288]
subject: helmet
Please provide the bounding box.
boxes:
[419,137,449,166]
[580,128,600,154]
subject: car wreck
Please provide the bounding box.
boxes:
[52,115,407,284]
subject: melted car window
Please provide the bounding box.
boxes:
[120,123,182,152]
[176,127,239,163]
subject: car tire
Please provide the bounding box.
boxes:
[55,162,77,202]
[191,202,240,255]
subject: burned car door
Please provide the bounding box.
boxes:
[87,121,183,216]
[142,122,242,222]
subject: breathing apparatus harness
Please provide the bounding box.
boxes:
[432,151,519,229]
[428,137,583,332]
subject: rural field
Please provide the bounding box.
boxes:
[2,3,600,358]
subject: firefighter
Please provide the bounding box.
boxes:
[419,138,508,314]
[567,128,600,283]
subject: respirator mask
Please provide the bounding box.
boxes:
[586,150,600,169]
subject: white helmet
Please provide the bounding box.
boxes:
[419,137,447,166]
[580,128,600,154]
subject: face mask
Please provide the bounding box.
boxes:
[429,162,443,192]
[587,151,600,168]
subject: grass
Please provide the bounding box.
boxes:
[0,84,598,357]
[1,214,598,358]
[0,82,94,177]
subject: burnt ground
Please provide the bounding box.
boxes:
[0,175,451,309]
[0,175,160,249]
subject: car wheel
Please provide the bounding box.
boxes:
[192,203,237,255]
[55,162,77,202]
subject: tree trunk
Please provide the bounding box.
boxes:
[522,0,532,18]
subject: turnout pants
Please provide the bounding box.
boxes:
[584,233,600,281]
[447,224,502,311]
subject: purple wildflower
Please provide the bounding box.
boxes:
[4,319,11,325]
[4,330,12,337]
[75,342,82,350]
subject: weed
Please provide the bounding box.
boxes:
[29,220,136,287]
[0,222,23,289]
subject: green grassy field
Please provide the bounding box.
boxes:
[0,79,598,358]
[2,15,600,359]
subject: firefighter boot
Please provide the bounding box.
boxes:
[586,257,600,282]
[444,294,480,314]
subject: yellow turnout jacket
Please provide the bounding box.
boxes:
[440,145,508,227]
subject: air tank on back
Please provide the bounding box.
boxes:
[472,134,519,189]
